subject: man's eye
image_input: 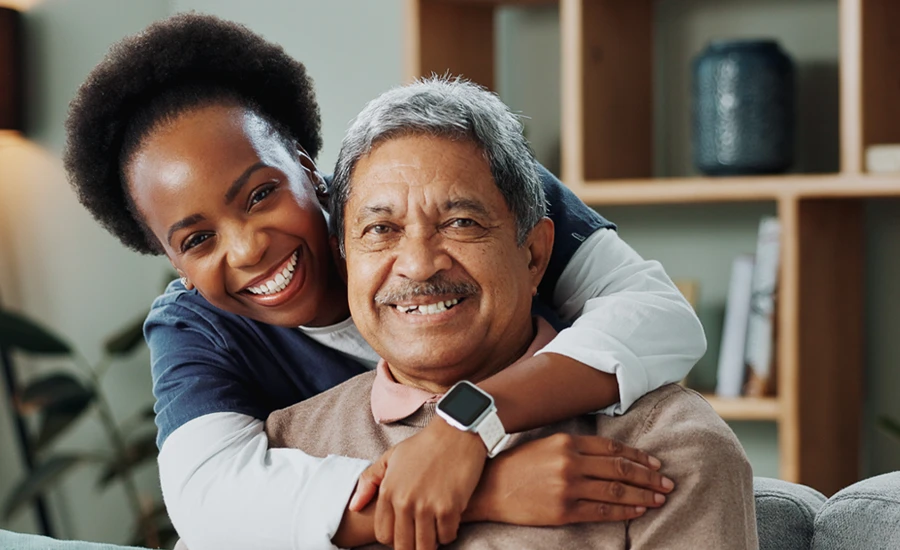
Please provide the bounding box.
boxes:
[182,233,212,252]
[448,218,478,228]
[249,183,277,208]
[367,224,393,235]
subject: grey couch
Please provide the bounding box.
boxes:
[757,472,900,550]
[2,474,899,549]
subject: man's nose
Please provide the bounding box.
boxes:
[393,232,452,282]
[225,226,269,269]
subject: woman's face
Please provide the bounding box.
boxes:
[126,103,347,327]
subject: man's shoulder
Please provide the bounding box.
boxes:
[266,371,378,449]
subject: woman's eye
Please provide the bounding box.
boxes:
[249,183,277,208]
[182,233,212,252]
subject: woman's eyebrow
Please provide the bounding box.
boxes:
[167,214,206,247]
[224,161,268,204]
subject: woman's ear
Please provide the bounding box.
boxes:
[172,264,194,291]
[296,144,330,207]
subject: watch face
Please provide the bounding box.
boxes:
[438,382,492,427]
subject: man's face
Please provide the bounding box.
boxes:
[343,134,553,391]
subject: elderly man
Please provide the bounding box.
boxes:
[266,78,757,549]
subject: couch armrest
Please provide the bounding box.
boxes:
[812,472,900,550]
[755,477,826,550]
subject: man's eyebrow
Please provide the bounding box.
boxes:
[355,204,394,223]
[224,162,269,204]
[445,198,490,217]
[166,214,206,247]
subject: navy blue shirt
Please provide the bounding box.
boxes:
[147,166,614,448]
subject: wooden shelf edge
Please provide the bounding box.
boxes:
[701,395,781,421]
[568,173,900,205]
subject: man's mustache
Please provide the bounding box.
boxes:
[375,276,479,304]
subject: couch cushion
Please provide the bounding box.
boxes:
[755,477,826,550]
[812,472,900,550]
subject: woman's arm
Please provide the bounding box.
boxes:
[160,413,368,550]
[484,227,707,431]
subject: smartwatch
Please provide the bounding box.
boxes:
[436,380,510,457]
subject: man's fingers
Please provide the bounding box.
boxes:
[575,479,668,508]
[572,435,661,470]
[579,454,674,493]
[567,501,648,524]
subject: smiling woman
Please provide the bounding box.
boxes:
[123,102,345,328]
[62,12,709,550]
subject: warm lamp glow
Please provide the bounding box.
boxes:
[0,7,23,132]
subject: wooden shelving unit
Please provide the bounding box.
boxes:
[405,0,900,496]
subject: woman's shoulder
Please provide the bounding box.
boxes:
[145,279,271,350]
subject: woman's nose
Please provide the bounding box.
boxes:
[225,227,269,269]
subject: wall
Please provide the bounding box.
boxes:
[0,0,172,542]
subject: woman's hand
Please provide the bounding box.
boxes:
[349,417,487,550]
[466,433,674,525]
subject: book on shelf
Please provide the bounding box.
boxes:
[866,144,900,173]
[744,217,781,397]
[716,254,755,398]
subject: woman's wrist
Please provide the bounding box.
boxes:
[478,352,619,433]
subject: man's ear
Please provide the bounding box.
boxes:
[330,235,348,283]
[295,144,330,207]
[524,217,554,294]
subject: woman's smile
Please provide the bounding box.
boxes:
[240,247,307,307]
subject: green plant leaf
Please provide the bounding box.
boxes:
[17,373,93,413]
[104,312,148,356]
[17,374,96,450]
[878,415,900,441]
[2,454,88,520]
[0,310,70,355]
[97,432,159,489]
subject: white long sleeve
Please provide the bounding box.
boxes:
[537,228,707,415]
[159,412,369,550]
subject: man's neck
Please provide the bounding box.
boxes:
[387,318,536,394]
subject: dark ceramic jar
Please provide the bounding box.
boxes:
[692,40,795,175]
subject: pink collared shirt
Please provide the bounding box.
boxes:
[370,317,557,424]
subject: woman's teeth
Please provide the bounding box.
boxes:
[247,252,298,295]
[396,299,460,315]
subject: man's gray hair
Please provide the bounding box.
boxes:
[329,76,546,254]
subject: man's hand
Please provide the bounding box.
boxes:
[467,433,674,525]
[349,417,486,550]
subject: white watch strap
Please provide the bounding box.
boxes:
[475,409,511,458]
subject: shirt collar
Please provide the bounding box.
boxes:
[370,317,558,424]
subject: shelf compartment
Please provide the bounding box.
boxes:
[702,395,781,422]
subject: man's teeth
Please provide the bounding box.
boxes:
[395,299,460,315]
[247,252,298,295]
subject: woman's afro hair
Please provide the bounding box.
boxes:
[64,13,322,255]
